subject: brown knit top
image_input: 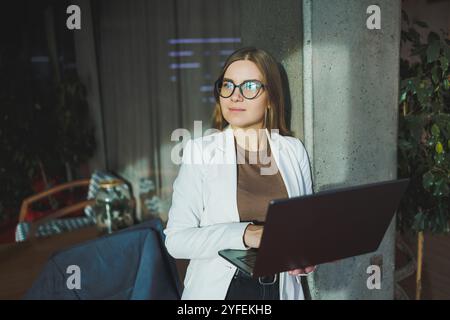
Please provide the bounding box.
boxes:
[235,137,289,223]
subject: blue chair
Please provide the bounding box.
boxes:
[24,218,181,300]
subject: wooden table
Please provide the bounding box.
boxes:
[0,226,100,300]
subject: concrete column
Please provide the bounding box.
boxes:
[241,0,402,299]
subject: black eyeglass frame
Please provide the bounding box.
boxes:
[215,78,266,100]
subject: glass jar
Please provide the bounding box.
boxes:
[94,179,135,234]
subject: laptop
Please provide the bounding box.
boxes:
[219,178,410,278]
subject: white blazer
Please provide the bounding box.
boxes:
[164,125,314,300]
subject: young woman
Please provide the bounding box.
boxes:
[164,47,316,300]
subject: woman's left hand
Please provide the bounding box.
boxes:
[288,266,317,276]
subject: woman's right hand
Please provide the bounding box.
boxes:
[243,224,264,248]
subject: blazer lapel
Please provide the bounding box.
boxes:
[265,129,300,198]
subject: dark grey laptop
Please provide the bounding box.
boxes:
[219,178,410,278]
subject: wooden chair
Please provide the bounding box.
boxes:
[15,171,123,242]
[0,171,135,299]
[17,179,96,242]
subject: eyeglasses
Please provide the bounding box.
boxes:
[215,79,265,100]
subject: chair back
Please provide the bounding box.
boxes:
[24,219,182,300]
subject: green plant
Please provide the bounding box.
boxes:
[0,2,97,225]
[1,48,40,223]
[0,58,96,223]
[397,12,450,234]
[55,74,96,171]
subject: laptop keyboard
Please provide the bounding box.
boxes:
[238,252,258,268]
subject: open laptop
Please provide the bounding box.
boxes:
[219,178,410,278]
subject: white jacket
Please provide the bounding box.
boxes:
[164,125,314,300]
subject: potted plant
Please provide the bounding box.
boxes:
[397,11,450,299]
[0,53,96,230]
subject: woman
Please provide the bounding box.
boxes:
[164,47,316,300]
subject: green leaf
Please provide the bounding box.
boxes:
[432,65,439,84]
[434,153,445,165]
[431,101,442,113]
[408,78,420,93]
[413,210,426,231]
[399,91,407,104]
[436,141,444,154]
[406,115,426,142]
[433,178,450,197]
[409,28,421,45]
[440,56,449,75]
[414,20,429,28]
[431,124,440,137]
[444,79,450,91]
[399,139,414,154]
[400,79,411,90]
[428,31,441,43]
[416,84,429,106]
[427,38,441,64]
[402,10,409,25]
[422,171,434,190]
[444,43,450,61]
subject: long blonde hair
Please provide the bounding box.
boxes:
[212,47,291,136]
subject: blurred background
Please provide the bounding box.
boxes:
[0,0,449,300]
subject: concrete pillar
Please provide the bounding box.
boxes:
[241,0,402,299]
